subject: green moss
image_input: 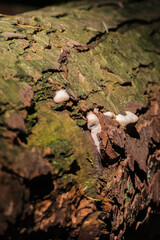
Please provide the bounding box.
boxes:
[0,78,28,107]
[28,101,96,194]
[26,113,38,132]
[0,4,159,114]
[82,178,98,198]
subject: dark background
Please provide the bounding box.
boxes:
[0,0,151,15]
[0,0,76,15]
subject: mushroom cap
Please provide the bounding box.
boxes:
[87,112,99,129]
[115,111,138,126]
[125,111,139,123]
[53,89,70,103]
[103,111,115,118]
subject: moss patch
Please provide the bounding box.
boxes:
[28,101,96,195]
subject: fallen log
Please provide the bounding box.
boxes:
[0,0,160,239]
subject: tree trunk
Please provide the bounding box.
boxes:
[0,0,160,239]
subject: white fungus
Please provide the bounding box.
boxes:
[125,111,139,122]
[87,111,99,129]
[86,109,138,152]
[53,89,70,103]
[93,108,99,114]
[115,111,138,126]
[103,111,115,118]
[87,111,101,153]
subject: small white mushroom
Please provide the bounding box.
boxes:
[90,124,101,153]
[125,111,139,123]
[53,89,70,103]
[87,111,101,152]
[87,111,99,129]
[103,111,115,118]
[115,111,138,126]
[93,108,99,114]
[115,114,128,126]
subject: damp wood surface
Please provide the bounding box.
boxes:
[0,0,160,239]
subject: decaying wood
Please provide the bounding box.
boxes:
[0,0,160,239]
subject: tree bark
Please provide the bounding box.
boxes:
[0,0,160,239]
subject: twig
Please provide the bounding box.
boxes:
[16,23,45,30]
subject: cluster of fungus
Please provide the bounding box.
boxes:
[87,110,139,153]
[53,89,139,153]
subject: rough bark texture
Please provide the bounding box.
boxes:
[0,0,160,239]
